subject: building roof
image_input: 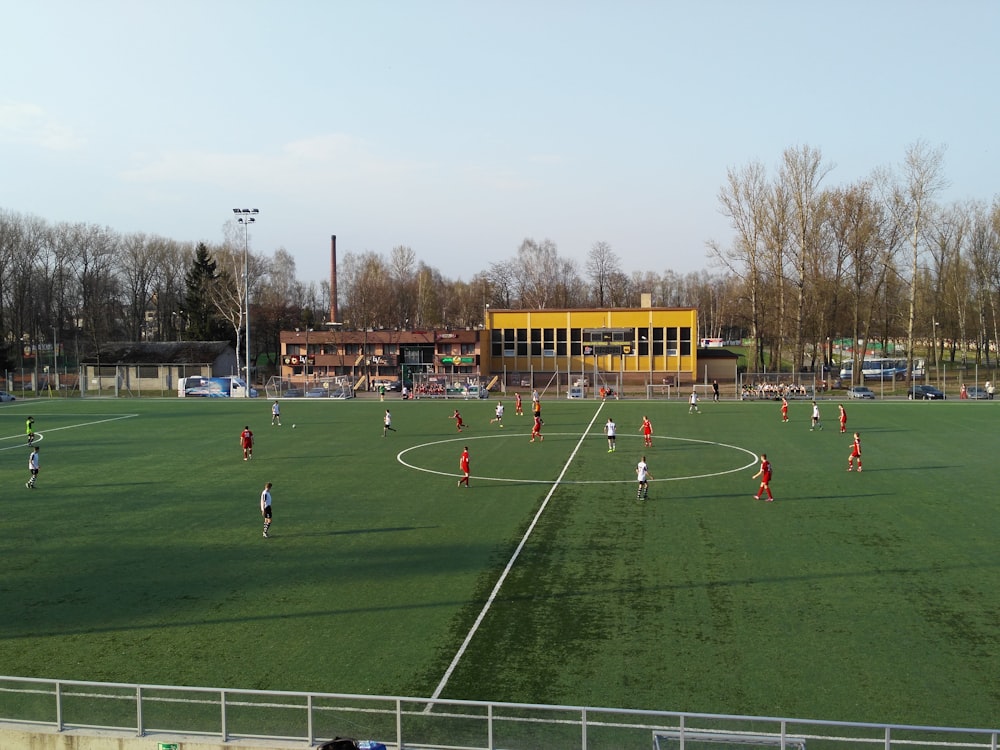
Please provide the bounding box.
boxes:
[280,329,480,345]
[696,347,740,360]
[80,341,234,364]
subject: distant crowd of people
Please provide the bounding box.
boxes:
[741,381,812,401]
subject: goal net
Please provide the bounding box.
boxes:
[264,375,350,399]
[592,371,621,399]
[646,383,672,399]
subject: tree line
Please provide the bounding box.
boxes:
[2,140,998,381]
[710,140,1000,379]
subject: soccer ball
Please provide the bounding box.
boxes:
[292,424,297,429]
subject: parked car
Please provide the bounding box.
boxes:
[847,385,875,399]
[0,390,16,402]
[305,387,328,398]
[283,388,304,398]
[965,385,989,400]
[908,385,945,400]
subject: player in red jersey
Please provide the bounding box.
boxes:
[838,403,848,433]
[847,432,862,471]
[514,392,523,416]
[240,425,254,461]
[451,409,464,432]
[639,415,653,447]
[752,454,773,501]
[457,446,470,487]
[530,414,544,442]
[781,396,789,423]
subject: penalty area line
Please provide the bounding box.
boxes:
[426,401,607,707]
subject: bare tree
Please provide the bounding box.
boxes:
[515,238,561,309]
[966,200,1000,366]
[340,251,391,329]
[880,141,948,385]
[211,244,269,376]
[586,241,621,307]
[486,259,517,309]
[826,182,883,382]
[761,179,791,374]
[708,160,770,372]
[255,247,305,369]
[780,145,834,375]
[119,233,166,341]
[389,245,418,328]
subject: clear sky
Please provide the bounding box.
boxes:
[2,1,996,284]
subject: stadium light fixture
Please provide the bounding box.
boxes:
[233,208,259,385]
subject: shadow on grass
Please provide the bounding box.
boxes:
[11,557,997,641]
[854,464,956,472]
[661,491,893,502]
[295,525,439,537]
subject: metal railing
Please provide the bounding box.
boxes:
[0,676,997,750]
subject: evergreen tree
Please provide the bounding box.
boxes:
[183,244,226,340]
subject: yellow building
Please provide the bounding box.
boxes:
[483,304,698,390]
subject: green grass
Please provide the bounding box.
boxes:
[1,395,998,729]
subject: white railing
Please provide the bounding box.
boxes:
[0,676,997,750]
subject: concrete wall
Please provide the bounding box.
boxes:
[0,724,306,750]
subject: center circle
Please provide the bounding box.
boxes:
[396,433,758,484]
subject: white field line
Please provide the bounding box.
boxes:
[426,402,607,706]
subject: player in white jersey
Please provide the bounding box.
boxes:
[383,409,396,436]
[260,482,273,538]
[490,401,504,427]
[26,446,40,489]
[811,401,823,431]
[636,456,652,500]
[604,418,617,452]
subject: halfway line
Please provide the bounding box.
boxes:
[426,401,607,705]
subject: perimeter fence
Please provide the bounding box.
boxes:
[1,676,997,750]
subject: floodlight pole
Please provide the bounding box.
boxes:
[233,208,259,385]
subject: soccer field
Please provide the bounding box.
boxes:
[1,395,998,729]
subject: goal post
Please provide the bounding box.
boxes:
[646,383,672,399]
[592,371,621,399]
